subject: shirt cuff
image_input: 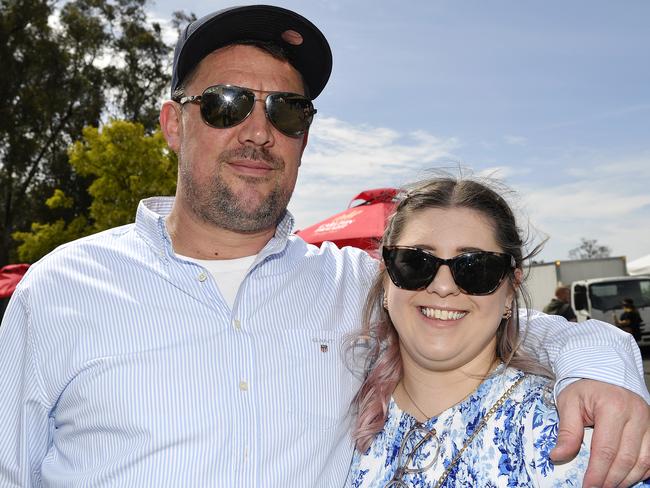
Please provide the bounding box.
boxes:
[552,345,650,404]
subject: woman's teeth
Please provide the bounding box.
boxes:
[420,307,467,320]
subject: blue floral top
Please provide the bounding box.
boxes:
[348,365,649,487]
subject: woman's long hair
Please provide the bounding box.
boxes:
[348,174,550,452]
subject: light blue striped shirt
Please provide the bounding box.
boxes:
[1,197,647,487]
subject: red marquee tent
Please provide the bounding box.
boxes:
[0,264,30,299]
[296,188,397,252]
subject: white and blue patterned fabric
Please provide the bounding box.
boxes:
[0,196,648,487]
[348,365,650,487]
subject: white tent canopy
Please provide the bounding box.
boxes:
[627,254,650,275]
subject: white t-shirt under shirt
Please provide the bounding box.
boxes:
[180,254,257,309]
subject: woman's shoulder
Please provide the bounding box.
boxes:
[498,367,555,417]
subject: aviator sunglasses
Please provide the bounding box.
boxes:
[174,84,316,137]
[382,246,516,295]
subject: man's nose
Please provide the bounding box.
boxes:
[237,99,274,146]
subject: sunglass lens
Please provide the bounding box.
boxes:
[452,253,509,295]
[383,247,439,291]
[266,94,314,136]
[200,86,254,129]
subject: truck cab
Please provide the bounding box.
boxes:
[572,275,650,348]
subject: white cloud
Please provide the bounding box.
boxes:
[288,116,459,229]
[525,185,650,220]
[304,117,459,177]
[518,156,650,261]
[289,117,650,263]
[544,103,650,131]
[592,154,650,177]
[477,166,531,179]
[149,13,181,45]
[504,135,527,146]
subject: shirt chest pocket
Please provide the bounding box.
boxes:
[280,329,348,431]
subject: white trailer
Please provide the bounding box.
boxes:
[526,257,627,311]
[526,257,649,347]
[572,276,650,347]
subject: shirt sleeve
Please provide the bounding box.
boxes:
[0,288,50,486]
[518,309,650,404]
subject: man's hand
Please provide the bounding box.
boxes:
[551,379,650,487]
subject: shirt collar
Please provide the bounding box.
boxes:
[134,196,295,261]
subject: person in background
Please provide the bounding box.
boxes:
[615,298,643,342]
[543,285,577,322]
[347,176,650,486]
[1,5,649,487]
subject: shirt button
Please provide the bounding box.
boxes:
[233,319,241,330]
[239,380,248,391]
[197,272,208,282]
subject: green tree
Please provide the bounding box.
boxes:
[0,0,176,266]
[1,0,102,265]
[14,120,177,262]
[568,238,612,260]
[103,0,174,130]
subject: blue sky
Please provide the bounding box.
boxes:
[149,1,650,263]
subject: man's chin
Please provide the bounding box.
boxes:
[219,211,285,234]
[210,197,288,233]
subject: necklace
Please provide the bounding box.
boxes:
[401,361,502,421]
[398,374,526,488]
[401,381,430,420]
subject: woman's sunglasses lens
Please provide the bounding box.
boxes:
[452,253,508,295]
[385,248,438,291]
[200,86,254,128]
[266,94,313,136]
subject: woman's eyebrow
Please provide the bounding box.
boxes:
[457,246,489,253]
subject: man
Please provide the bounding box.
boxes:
[1,5,648,487]
[614,298,643,342]
[543,285,578,322]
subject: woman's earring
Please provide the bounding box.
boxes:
[502,305,512,320]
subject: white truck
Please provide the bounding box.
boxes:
[527,257,650,348]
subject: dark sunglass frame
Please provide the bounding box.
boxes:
[174,84,316,137]
[382,246,516,296]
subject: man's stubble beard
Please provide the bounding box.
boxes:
[180,147,295,233]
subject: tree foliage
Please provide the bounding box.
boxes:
[568,238,612,260]
[14,120,177,262]
[0,0,179,266]
[102,0,174,130]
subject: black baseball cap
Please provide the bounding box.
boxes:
[171,5,332,99]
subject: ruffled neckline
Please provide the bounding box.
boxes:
[388,363,524,429]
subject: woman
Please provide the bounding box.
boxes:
[346,176,646,487]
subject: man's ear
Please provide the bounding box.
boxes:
[160,101,182,153]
